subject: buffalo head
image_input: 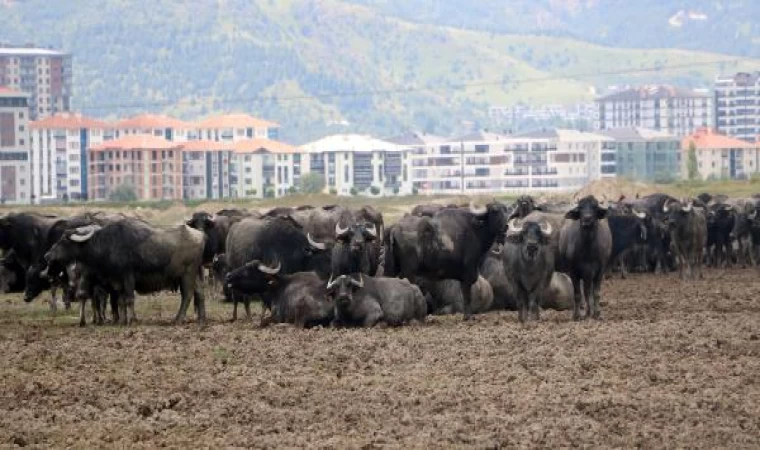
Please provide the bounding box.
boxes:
[185,212,215,232]
[662,199,695,229]
[225,260,281,295]
[44,225,101,267]
[565,195,607,228]
[470,201,509,238]
[325,274,363,309]
[512,195,536,219]
[505,219,552,261]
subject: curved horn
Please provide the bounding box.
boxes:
[39,266,49,279]
[307,233,327,250]
[634,210,647,219]
[507,218,523,236]
[326,274,337,290]
[749,209,757,219]
[257,261,281,275]
[350,274,364,288]
[335,221,349,237]
[364,222,377,238]
[663,201,670,213]
[683,202,693,213]
[469,202,487,216]
[70,225,100,242]
[540,221,552,237]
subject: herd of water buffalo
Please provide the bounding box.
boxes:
[0,191,758,328]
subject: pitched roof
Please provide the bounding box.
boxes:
[300,134,399,153]
[385,131,448,146]
[31,113,111,130]
[597,85,710,102]
[512,128,612,141]
[455,130,511,142]
[682,128,756,150]
[601,127,678,142]
[114,114,192,130]
[196,113,279,129]
[180,140,234,152]
[90,135,180,151]
[0,47,68,57]
[233,139,297,154]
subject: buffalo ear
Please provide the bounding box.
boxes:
[596,207,609,220]
[565,208,580,220]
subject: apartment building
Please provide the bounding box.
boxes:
[300,134,413,196]
[29,113,113,202]
[403,129,609,195]
[196,114,280,142]
[88,135,183,201]
[714,72,760,143]
[114,114,194,142]
[181,140,233,200]
[0,45,72,120]
[601,127,681,183]
[229,139,298,198]
[0,87,30,204]
[596,85,712,137]
[681,128,760,180]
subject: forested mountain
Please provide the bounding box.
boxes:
[1,0,758,142]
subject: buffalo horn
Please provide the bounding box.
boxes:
[749,209,757,219]
[634,210,647,219]
[469,202,487,216]
[539,221,552,237]
[365,222,377,238]
[683,202,693,212]
[326,274,342,290]
[257,261,281,275]
[663,201,670,213]
[70,225,100,242]
[307,233,327,250]
[507,218,523,236]
[335,221,349,237]
[350,274,364,288]
[40,267,49,279]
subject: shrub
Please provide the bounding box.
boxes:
[350,187,358,196]
[299,172,326,194]
[108,184,138,202]
[369,186,380,195]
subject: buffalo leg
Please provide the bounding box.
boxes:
[194,286,206,325]
[173,274,196,324]
[109,291,119,324]
[79,295,87,327]
[461,279,475,321]
[592,272,603,320]
[571,275,582,321]
[583,276,594,319]
[243,299,251,321]
[49,287,58,313]
[231,296,239,322]
[528,290,540,321]
[517,290,527,323]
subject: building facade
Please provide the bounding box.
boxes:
[0,45,72,120]
[714,72,760,143]
[181,140,233,200]
[88,135,183,201]
[601,127,681,182]
[300,134,413,196]
[114,114,193,142]
[29,113,113,202]
[196,114,280,142]
[681,128,760,180]
[229,139,298,198]
[596,85,712,137]
[0,87,30,204]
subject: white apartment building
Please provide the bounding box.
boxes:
[299,134,414,196]
[29,113,112,202]
[0,87,30,204]
[114,114,194,142]
[196,114,280,142]
[596,85,712,137]
[180,140,233,200]
[714,72,760,143]
[229,139,298,199]
[402,129,610,195]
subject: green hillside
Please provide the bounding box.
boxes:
[1,0,758,143]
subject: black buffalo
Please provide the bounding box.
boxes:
[705,203,734,268]
[327,274,426,327]
[662,199,707,279]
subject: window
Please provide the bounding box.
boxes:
[18,125,24,132]
[69,154,78,162]
[70,167,79,174]
[344,164,349,182]
[19,139,24,146]
[70,180,80,187]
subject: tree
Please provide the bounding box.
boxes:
[299,172,325,194]
[350,187,358,196]
[687,142,699,181]
[369,186,380,195]
[108,184,137,202]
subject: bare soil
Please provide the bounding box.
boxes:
[1,269,759,448]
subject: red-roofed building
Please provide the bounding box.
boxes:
[0,87,31,204]
[196,113,280,143]
[88,135,183,201]
[681,128,760,180]
[29,112,114,202]
[229,138,298,198]
[114,114,194,142]
[180,140,233,200]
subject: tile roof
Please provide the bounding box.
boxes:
[180,140,234,152]
[115,114,192,130]
[597,85,710,102]
[90,135,180,151]
[196,113,279,129]
[233,139,297,154]
[30,113,111,130]
[682,128,756,150]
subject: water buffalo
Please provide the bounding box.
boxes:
[663,199,707,279]
[225,261,333,328]
[705,203,734,268]
[499,218,554,322]
[327,274,426,327]
[416,275,493,315]
[559,195,613,320]
[607,211,648,278]
[44,219,207,325]
[730,199,758,267]
[329,206,384,277]
[0,250,25,294]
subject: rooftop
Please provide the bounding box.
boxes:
[31,113,110,130]
[233,139,297,154]
[513,128,612,141]
[115,114,192,130]
[0,46,68,57]
[682,128,756,150]
[300,134,400,153]
[385,131,448,146]
[597,85,710,102]
[90,135,180,151]
[601,127,678,141]
[196,113,279,129]
[455,130,512,143]
[180,140,234,152]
